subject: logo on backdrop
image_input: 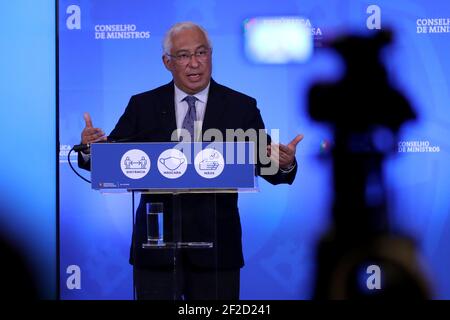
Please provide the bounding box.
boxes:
[366,265,382,290]
[66,5,81,30]
[94,24,150,40]
[59,144,77,163]
[366,5,381,30]
[296,18,323,40]
[157,149,188,179]
[194,148,225,179]
[287,18,324,46]
[417,18,450,34]
[398,140,440,153]
[66,265,81,290]
[65,4,150,39]
[120,149,151,179]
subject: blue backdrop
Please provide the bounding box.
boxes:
[58,0,450,299]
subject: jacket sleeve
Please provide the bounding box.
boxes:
[108,95,139,141]
[77,151,91,171]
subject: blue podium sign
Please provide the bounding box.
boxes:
[91,142,257,191]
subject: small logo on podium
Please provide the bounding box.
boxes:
[194,148,224,179]
[120,149,150,179]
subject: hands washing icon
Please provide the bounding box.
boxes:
[194,148,224,178]
[199,151,221,171]
[199,159,220,170]
[159,156,185,171]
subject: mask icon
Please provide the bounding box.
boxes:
[159,156,185,170]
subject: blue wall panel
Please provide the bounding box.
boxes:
[0,0,56,299]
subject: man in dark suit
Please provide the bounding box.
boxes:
[79,22,303,300]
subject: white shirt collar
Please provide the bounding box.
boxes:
[174,82,210,104]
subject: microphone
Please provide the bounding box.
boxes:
[73,138,108,152]
[73,143,90,152]
[72,132,145,153]
[108,128,159,143]
[72,130,146,152]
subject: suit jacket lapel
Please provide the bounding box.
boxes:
[202,79,227,135]
[157,81,178,141]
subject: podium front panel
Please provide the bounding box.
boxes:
[91,142,257,192]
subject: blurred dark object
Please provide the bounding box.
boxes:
[308,29,430,299]
[0,233,39,300]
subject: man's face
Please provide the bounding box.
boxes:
[163,27,212,94]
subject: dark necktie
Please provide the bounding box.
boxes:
[182,95,197,141]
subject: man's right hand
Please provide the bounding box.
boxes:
[80,112,107,153]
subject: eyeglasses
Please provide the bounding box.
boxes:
[167,48,211,65]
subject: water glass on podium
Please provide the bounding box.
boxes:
[146,202,164,246]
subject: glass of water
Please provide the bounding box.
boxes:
[146,202,164,245]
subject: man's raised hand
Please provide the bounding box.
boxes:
[80,112,107,149]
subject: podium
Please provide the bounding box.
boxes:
[90,141,258,299]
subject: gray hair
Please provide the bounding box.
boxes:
[163,22,212,55]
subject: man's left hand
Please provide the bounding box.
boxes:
[267,134,304,169]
